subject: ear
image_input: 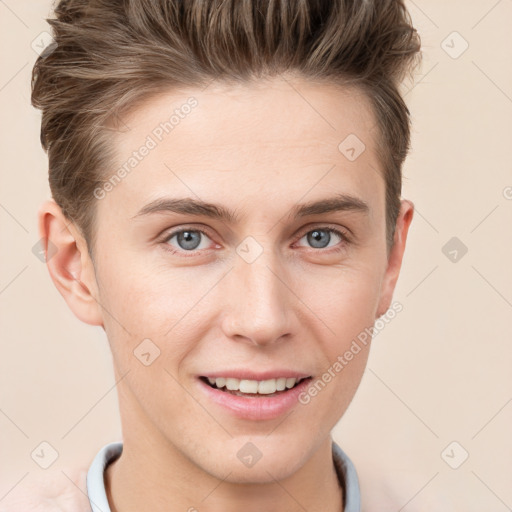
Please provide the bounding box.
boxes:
[376,199,414,318]
[37,199,104,327]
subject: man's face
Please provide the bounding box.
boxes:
[91,76,396,482]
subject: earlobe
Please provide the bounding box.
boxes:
[376,199,414,318]
[37,199,104,327]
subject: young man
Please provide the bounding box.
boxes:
[29,1,421,510]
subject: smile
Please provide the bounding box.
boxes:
[197,375,313,420]
[200,376,310,397]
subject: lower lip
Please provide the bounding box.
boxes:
[197,377,312,421]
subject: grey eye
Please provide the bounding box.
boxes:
[169,230,207,251]
[307,229,332,249]
[300,228,344,250]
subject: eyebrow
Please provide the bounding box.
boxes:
[131,193,369,223]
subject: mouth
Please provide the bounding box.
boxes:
[199,375,312,398]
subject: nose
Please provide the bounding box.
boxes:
[220,247,293,347]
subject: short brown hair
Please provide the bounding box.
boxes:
[31,0,421,257]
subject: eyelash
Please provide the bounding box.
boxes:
[159,225,351,257]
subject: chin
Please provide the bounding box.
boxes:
[201,437,308,484]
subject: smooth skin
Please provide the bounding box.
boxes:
[38,74,413,512]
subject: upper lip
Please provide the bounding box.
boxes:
[200,370,312,381]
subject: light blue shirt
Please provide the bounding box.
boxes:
[86,440,361,511]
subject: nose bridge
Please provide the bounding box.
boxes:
[221,244,291,345]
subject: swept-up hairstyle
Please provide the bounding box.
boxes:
[32,0,422,255]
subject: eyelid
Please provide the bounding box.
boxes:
[294,224,351,244]
[159,223,352,258]
[160,225,216,247]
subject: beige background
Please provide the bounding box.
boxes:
[1,1,511,510]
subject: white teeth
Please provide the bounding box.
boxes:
[206,376,304,394]
[285,378,296,389]
[215,377,226,388]
[225,378,239,390]
[258,379,277,394]
[239,379,259,393]
[276,377,287,391]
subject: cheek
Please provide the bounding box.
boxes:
[295,264,380,409]
[301,264,382,342]
[95,254,215,370]
[297,271,377,425]
[96,251,189,329]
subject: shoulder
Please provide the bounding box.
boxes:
[0,466,91,512]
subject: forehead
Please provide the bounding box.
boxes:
[116,77,379,152]
[100,77,384,220]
